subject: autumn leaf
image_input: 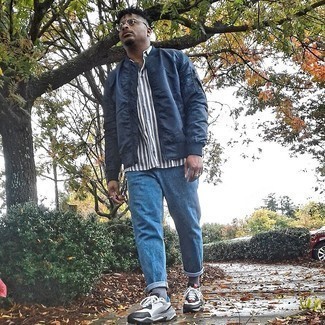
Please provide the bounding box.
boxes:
[240,293,253,301]
[258,90,274,102]
[293,40,325,83]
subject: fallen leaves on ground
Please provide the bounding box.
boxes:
[0,264,223,325]
[268,311,325,324]
[0,260,324,324]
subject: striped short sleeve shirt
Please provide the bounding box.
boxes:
[125,47,185,172]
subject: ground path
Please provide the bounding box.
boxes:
[93,262,325,324]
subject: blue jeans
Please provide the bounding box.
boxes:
[126,166,203,293]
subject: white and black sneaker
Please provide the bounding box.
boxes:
[183,284,204,313]
[127,295,176,324]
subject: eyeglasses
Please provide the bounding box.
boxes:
[116,18,149,31]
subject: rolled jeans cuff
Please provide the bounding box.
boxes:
[184,267,204,278]
[146,281,169,293]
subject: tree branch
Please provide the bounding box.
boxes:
[28,32,120,98]
[29,0,54,43]
[37,0,73,40]
[26,0,325,101]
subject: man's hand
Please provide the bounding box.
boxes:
[107,180,125,204]
[184,155,203,182]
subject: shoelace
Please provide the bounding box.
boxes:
[184,287,200,302]
[140,295,162,307]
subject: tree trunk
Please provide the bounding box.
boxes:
[1,107,37,207]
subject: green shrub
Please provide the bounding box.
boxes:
[202,223,223,244]
[103,219,181,272]
[250,227,310,261]
[204,238,252,261]
[204,228,310,262]
[102,218,139,272]
[0,203,185,305]
[0,203,112,305]
[164,225,181,267]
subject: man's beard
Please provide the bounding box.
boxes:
[124,38,135,47]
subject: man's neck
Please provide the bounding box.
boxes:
[125,43,150,64]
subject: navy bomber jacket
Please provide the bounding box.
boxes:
[102,46,208,182]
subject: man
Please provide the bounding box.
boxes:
[103,6,208,324]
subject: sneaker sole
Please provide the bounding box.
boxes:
[128,307,176,324]
[183,303,203,313]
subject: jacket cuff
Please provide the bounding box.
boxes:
[186,143,204,157]
[106,169,120,182]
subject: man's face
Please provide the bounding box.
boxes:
[118,14,151,47]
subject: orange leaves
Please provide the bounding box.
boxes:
[244,67,268,88]
[293,40,325,83]
[277,98,306,133]
[217,33,262,68]
[300,48,325,83]
[245,69,275,104]
[258,89,274,102]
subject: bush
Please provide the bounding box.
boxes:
[204,228,310,262]
[102,218,139,272]
[249,227,310,261]
[164,225,181,267]
[0,204,184,305]
[0,203,112,305]
[103,219,181,272]
[204,238,252,261]
[202,223,223,244]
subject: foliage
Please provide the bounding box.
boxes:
[33,90,117,217]
[260,88,325,189]
[198,1,325,185]
[204,227,310,262]
[0,203,112,305]
[201,196,323,248]
[249,228,310,261]
[203,131,223,185]
[32,69,134,219]
[279,195,298,218]
[246,199,324,234]
[0,167,5,214]
[299,297,323,312]
[261,193,297,218]
[0,202,182,305]
[262,193,279,212]
[204,237,252,262]
[246,209,292,234]
[102,218,139,272]
[102,218,181,272]
[293,202,325,229]
[202,218,247,243]
[202,222,223,244]
[222,218,247,239]
[164,224,182,267]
